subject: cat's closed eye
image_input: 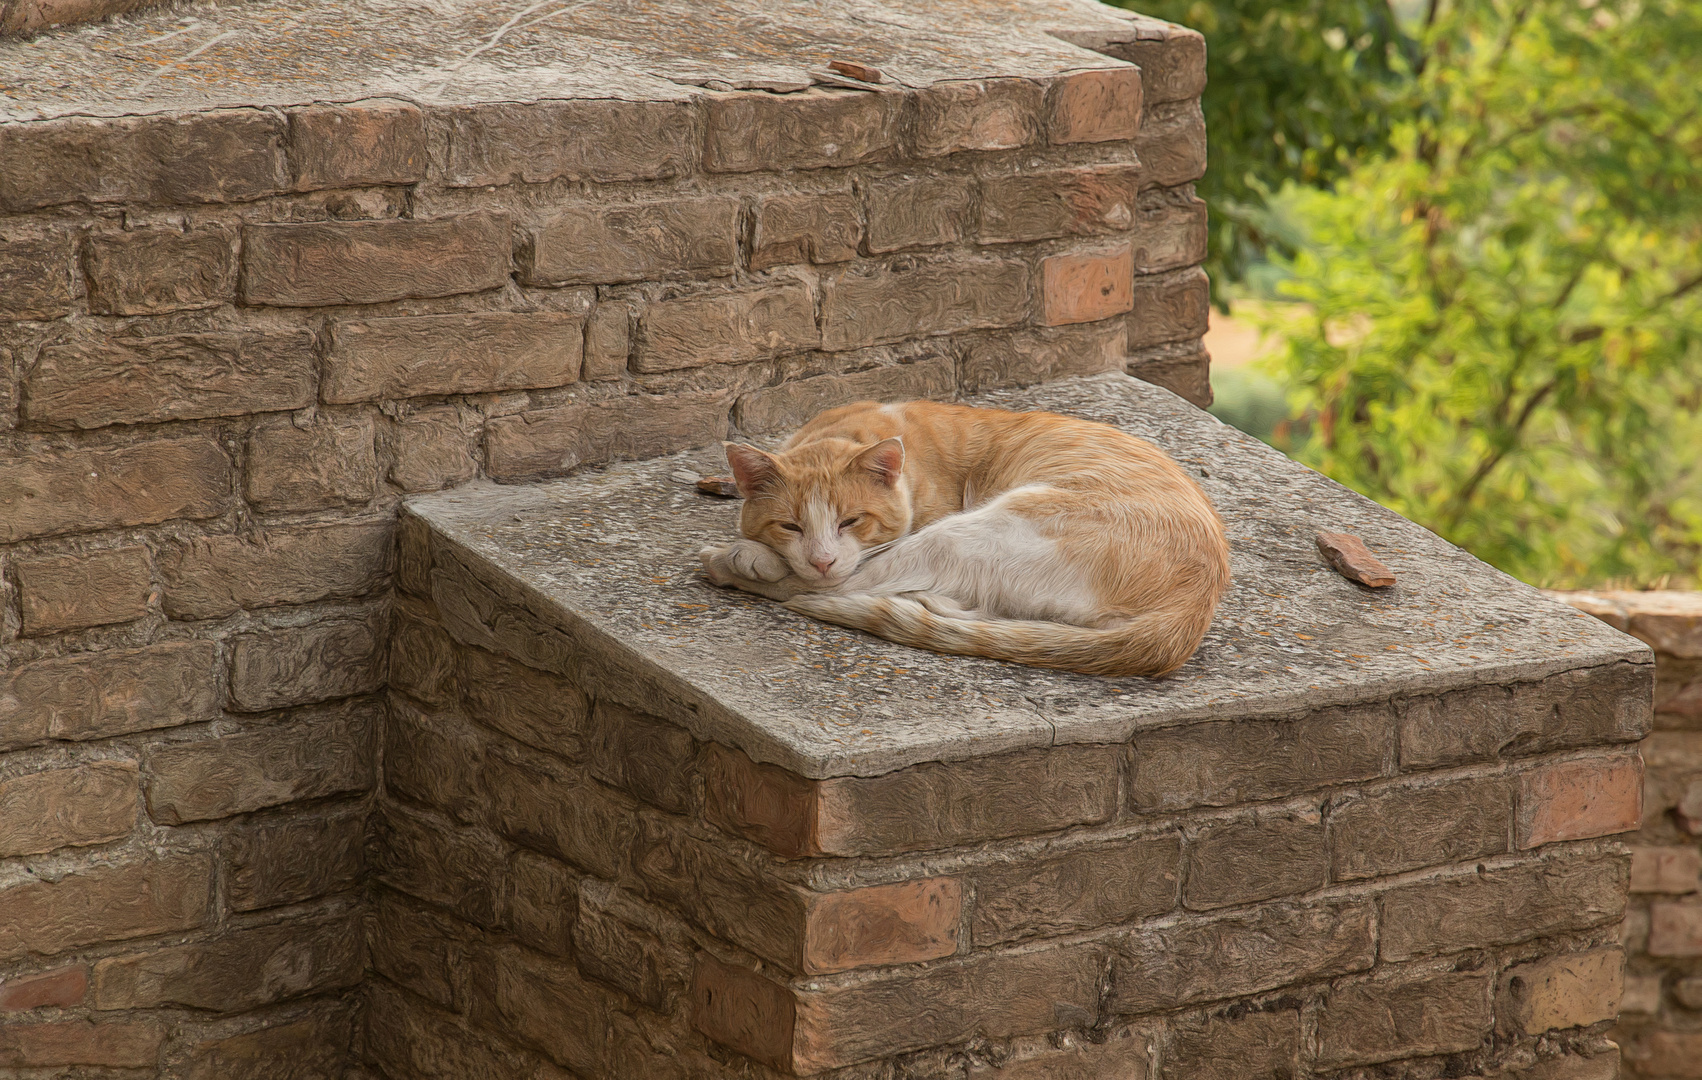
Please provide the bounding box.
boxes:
[780,523,803,534]
[839,517,861,530]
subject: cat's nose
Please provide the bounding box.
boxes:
[811,555,835,575]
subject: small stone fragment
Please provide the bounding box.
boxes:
[1316,531,1397,588]
[669,469,701,485]
[697,477,741,498]
[829,60,883,83]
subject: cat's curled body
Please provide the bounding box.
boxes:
[698,399,1231,677]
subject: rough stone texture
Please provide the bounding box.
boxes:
[0,856,210,961]
[915,79,1046,157]
[0,761,137,857]
[635,283,818,372]
[484,393,730,479]
[0,233,74,319]
[0,641,219,748]
[1182,809,1327,909]
[14,545,152,634]
[83,226,237,315]
[733,358,955,435]
[705,91,902,172]
[824,258,1032,350]
[325,313,583,403]
[240,215,511,306]
[526,198,739,285]
[288,100,426,188]
[1161,1010,1298,1080]
[1329,775,1513,880]
[226,809,367,911]
[160,521,393,619]
[0,437,229,542]
[751,193,861,270]
[1048,67,1144,144]
[1315,968,1494,1067]
[970,838,1179,944]
[91,916,363,1011]
[979,167,1140,245]
[244,414,378,512]
[866,175,975,252]
[227,617,386,711]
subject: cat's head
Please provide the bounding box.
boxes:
[723,437,911,586]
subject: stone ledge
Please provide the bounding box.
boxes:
[405,372,1651,779]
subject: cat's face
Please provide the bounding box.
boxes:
[725,437,911,586]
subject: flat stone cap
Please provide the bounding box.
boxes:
[410,373,1648,777]
[0,0,1176,121]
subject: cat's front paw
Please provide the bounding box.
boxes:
[699,539,790,586]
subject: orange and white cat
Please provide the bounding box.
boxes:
[698,399,1231,677]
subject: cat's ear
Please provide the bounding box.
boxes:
[724,442,779,498]
[854,437,905,486]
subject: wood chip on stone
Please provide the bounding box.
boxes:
[697,477,741,497]
[1316,530,1396,588]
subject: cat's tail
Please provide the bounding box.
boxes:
[782,593,1212,677]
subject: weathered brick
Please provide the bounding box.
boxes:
[0,1020,161,1067]
[1041,245,1133,326]
[182,1012,353,1080]
[227,615,386,711]
[443,99,693,186]
[0,110,287,212]
[509,850,577,957]
[371,888,469,1009]
[0,436,229,542]
[1649,901,1702,956]
[385,697,485,824]
[1128,265,1209,349]
[969,1026,1153,1080]
[691,953,795,1071]
[0,233,74,319]
[576,899,673,1008]
[1048,67,1143,144]
[160,521,392,620]
[582,304,632,380]
[1626,1033,1702,1077]
[803,878,961,975]
[458,644,589,756]
[585,701,696,813]
[0,641,219,749]
[15,546,151,635]
[1109,900,1375,1015]
[822,257,1031,350]
[733,356,955,435]
[390,609,457,707]
[1399,662,1652,767]
[245,413,378,512]
[325,311,581,403]
[375,807,506,928]
[705,90,901,172]
[1316,968,1493,1067]
[1161,1010,1297,1080]
[226,808,365,911]
[484,391,729,480]
[386,405,480,491]
[144,705,373,824]
[1130,705,1394,811]
[961,321,1126,393]
[1518,753,1642,848]
[83,226,237,315]
[972,837,1179,945]
[368,978,535,1080]
[704,742,1119,858]
[92,915,362,1011]
[978,167,1139,245]
[634,283,817,373]
[1498,947,1622,1034]
[751,192,861,270]
[469,939,617,1075]
[482,750,634,881]
[866,175,974,252]
[22,330,314,430]
[915,78,1045,157]
[240,214,510,306]
[1185,809,1326,909]
[1329,775,1513,881]
[1633,845,1701,892]
[526,198,739,285]
[0,966,88,1012]
[0,855,210,961]
[1127,339,1212,407]
[1097,29,1207,105]
[1624,973,1665,1013]
[1132,100,1207,189]
[1379,850,1629,961]
[0,761,136,858]
[1132,187,1208,273]
[288,99,426,188]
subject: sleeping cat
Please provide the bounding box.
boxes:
[698,399,1231,677]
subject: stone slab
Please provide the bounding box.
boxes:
[0,0,1173,123]
[407,373,1648,778]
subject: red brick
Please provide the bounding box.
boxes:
[691,954,797,1072]
[0,233,75,319]
[288,100,426,188]
[324,312,582,403]
[705,90,901,172]
[1650,902,1702,956]
[14,546,152,635]
[633,283,817,373]
[83,226,237,315]
[1633,845,1701,893]
[1517,753,1642,848]
[0,437,229,543]
[1099,29,1206,105]
[0,1020,161,1067]
[915,78,1044,157]
[0,856,211,961]
[443,99,693,186]
[484,392,729,480]
[1048,68,1143,144]
[22,331,315,430]
[802,879,961,975]
[240,213,511,306]
[1498,947,1622,1034]
[0,966,88,1012]
[525,197,739,285]
[0,641,220,749]
[0,762,136,858]
[1042,246,1134,326]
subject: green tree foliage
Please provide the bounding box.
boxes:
[1106,0,1414,291]
[1267,0,1702,587]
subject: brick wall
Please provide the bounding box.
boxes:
[0,21,1209,1075]
[365,513,1645,1078]
[1558,591,1702,1075]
